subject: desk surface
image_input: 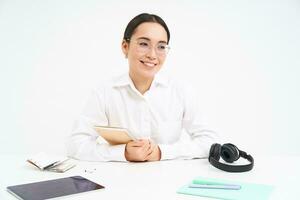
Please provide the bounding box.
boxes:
[1,154,300,200]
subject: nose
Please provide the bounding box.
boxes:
[146,46,157,60]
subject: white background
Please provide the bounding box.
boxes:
[0,0,299,156]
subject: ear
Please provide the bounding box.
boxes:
[121,40,129,58]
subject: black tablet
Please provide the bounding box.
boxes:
[6,176,105,200]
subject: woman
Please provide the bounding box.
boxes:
[66,13,218,162]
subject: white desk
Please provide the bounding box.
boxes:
[1,154,300,199]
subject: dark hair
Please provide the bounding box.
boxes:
[123,13,170,44]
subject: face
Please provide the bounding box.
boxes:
[122,22,169,81]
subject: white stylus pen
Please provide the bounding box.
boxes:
[188,183,241,190]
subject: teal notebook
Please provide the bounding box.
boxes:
[177,177,274,200]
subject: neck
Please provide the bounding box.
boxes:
[129,72,153,95]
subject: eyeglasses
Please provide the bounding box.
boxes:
[128,38,170,56]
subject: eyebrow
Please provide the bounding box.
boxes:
[137,37,167,44]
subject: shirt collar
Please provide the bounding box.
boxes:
[112,73,132,87]
[153,72,169,87]
[112,73,169,88]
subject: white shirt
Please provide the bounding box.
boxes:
[66,73,218,161]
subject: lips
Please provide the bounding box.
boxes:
[140,60,157,67]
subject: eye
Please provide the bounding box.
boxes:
[157,44,167,50]
[138,42,149,47]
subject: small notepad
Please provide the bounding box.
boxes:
[177,176,274,200]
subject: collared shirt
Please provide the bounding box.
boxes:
[66,73,218,161]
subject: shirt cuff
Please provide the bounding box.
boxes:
[108,144,127,162]
[158,139,212,161]
[159,143,180,160]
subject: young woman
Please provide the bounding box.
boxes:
[66,13,218,162]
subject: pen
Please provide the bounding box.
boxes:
[193,180,235,186]
[43,161,59,170]
[188,183,241,190]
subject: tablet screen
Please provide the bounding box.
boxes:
[7,176,104,200]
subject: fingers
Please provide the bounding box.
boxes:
[128,139,150,147]
[145,141,156,160]
[125,139,153,162]
[149,140,155,152]
[141,140,152,158]
[145,142,161,162]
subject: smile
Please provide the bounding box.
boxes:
[140,60,157,67]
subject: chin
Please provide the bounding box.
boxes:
[140,69,159,79]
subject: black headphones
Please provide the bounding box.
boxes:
[209,143,254,172]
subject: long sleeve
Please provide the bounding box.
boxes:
[66,89,126,162]
[66,74,219,162]
[159,85,219,160]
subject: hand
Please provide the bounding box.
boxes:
[145,141,161,161]
[125,139,153,162]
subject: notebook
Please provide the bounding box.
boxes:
[177,176,274,200]
[94,126,135,145]
[27,152,76,172]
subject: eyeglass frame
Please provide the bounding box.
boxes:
[125,37,170,56]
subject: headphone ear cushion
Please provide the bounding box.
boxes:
[209,143,221,161]
[221,143,240,163]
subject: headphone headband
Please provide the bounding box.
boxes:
[209,143,254,173]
